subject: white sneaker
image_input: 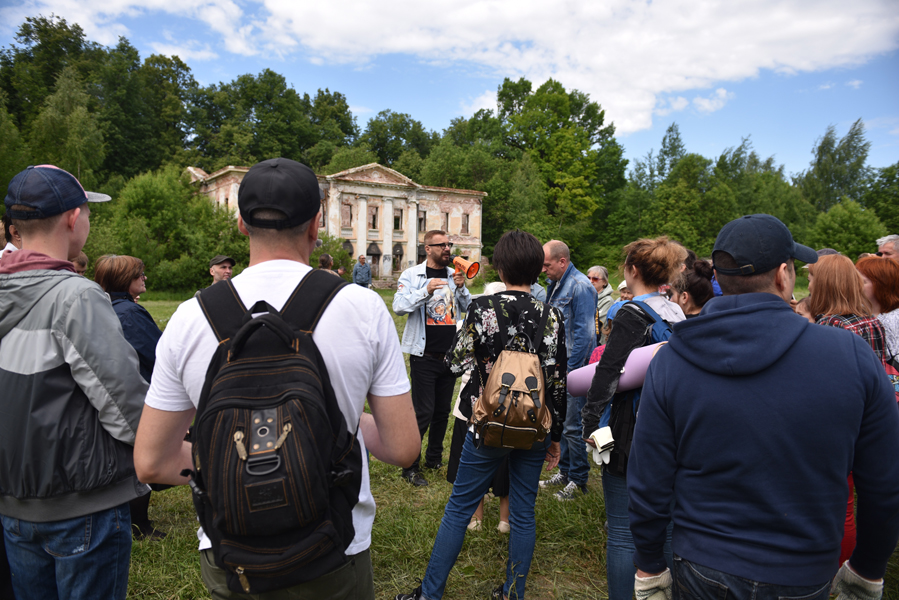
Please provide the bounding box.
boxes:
[554,481,587,501]
[467,517,482,531]
[496,521,510,534]
[539,472,568,489]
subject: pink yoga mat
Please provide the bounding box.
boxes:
[568,342,668,396]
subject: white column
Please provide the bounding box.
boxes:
[406,197,419,268]
[355,196,368,259]
[326,186,340,235]
[381,197,393,276]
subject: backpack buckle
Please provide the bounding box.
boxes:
[246,454,281,476]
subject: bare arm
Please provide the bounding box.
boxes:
[134,406,195,486]
[361,391,420,467]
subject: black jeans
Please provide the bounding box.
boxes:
[408,354,456,471]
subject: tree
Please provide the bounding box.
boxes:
[311,232,354,279]
[357,110,435,166]
[86,166,248,291]
[309,88,358,144]
[30,66,105,186]
[140,54,197,168]
[0,90,29,194]
[794,119,871,212]
[862,162,899,233]
[321,146,378,175]
[808,200,886,259]
[0,15,103,131]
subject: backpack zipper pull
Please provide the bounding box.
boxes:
[273,423,292,450]
[234,431,248,461]
[235,566,251,592]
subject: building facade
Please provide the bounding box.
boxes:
[189,163,485,281]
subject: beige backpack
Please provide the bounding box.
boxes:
[472,301,552,449]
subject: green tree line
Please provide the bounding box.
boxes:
[1,15,895,290]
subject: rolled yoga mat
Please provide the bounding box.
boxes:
[568,341,668,397]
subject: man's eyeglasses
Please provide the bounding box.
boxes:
[427,242,453,249]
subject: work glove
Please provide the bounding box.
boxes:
[831,561,883,600]
[635,568,672,600]
[587,427,614,465]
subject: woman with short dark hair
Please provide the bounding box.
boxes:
[396,230,568,600]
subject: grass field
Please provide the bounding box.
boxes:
[137,288,897,599]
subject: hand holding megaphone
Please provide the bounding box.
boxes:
[453,256,480,279]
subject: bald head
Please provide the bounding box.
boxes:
[543,240,571,281]
[544,240,570,261]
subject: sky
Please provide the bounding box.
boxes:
[1,0,897,179]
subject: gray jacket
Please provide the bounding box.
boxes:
[0,269,148,521]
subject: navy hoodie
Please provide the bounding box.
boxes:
[628,293,899,586]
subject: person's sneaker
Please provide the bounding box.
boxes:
[554,481,587,501]
[467,517,482,531]
[402,469,429,487]
[423,460,444,470]
[496,521,510,534]
[395,582,423,600]
[491,584,506,599]
[539,472,568,489]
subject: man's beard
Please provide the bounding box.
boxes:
[433,252,451,267]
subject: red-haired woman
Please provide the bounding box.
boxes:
[807,254,890,567]
[855,256,899,363]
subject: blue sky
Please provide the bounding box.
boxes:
[1,0,897,178]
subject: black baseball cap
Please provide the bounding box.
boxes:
[5,165,111,220]
[238,158,323,230]
[713,214,817,275]
[209,255,235,268]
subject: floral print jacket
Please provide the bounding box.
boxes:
[445,290,568,442]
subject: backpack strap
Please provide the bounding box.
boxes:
[625,300,672,342]
[281,269,350,332]
[197,280,248,343]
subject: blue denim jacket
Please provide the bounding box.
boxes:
[393,261,471,356]
[546,262,597,371]
[352,262,371,286]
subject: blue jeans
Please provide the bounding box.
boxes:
[422,432,550,600]
[559,393,589,486]
[603,470,673,600]
[672,555,830,600]
[1,503,132,600]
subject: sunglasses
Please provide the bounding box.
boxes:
[588,276,606,282]
[427,243,454,249]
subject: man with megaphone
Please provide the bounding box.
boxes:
[393,230,472,487]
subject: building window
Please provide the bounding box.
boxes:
[224,197,229,208]
[394,208,403,231]
[341,204,352,228]
[442,212,449,231]
[418,211,426,233]
[461,214,469,234]
[369,206,378,230]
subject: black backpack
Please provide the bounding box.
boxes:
[186,269,362,594]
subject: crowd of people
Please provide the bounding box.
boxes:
[1,160,898,600]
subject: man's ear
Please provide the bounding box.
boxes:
[65,207,81,231]
[237,214,249,237]
[773,263,793,301]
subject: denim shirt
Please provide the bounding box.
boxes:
[353,262,371,286]
[393,261,472,356]
[546,262,597,372]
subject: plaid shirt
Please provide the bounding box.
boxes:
[816,313,889,369]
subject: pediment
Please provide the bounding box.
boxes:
[325,163,420,188]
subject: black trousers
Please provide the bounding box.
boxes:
[407,353,456,471]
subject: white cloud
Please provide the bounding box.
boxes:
[655,96,689,116]
[693,88,735,113]
[846,79,863,89]
[461,90,497,115]
[150,35,217,61]
[4,0,898,133]
[818,83,834,90]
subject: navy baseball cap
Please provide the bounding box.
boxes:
[238,158,323,230]
[4,165,111,220]
[713,214,817,275]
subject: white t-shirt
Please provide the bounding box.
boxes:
[145,260,410,555]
